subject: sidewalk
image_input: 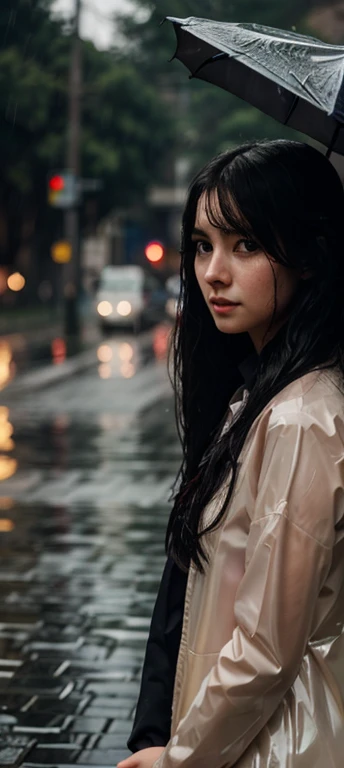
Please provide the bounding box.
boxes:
[0,364,179,767]
[0,303,99,353]
[0,306,63,338]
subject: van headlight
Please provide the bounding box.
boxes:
[97,301,113,317]
[116,301,132,317]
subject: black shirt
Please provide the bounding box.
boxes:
[127,352,259,752]
[127,557,188,751]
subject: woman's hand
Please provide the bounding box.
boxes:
[117,746,165,768]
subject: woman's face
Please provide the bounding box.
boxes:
[193,192,301,353]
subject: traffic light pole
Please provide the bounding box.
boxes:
[64,0,82,338]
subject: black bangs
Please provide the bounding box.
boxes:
[203,183,256,240]
[199,151,289,266]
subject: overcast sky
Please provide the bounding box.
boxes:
[52,0,147,49]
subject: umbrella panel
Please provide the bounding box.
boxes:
[195,55,344,153]
[172,24,344,155]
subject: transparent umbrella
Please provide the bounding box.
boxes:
[166,16,344,157]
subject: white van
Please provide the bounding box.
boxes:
[95,265,164,330]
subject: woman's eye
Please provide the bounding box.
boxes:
[194,240,212,255]
[235,239,259,254]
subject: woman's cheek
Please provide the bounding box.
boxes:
[240,263,274,306]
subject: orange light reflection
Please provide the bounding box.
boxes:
[98,363,112,379]
[119,343,133,362]
[0,457,17,482]
[0,519,14,532]
[0,407,14,451]
[0,342,15,390]
[153,325,170,361]
[0,498,15,511]
[97,344,113,363]
[120,362,135,379]
[51,338,66,365]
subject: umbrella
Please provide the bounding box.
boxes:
[165,16,344,157]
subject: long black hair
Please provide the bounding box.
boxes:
[166,139,344,573]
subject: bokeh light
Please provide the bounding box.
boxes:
[153,325,170,360]
[0,519,14,532]
[51,338,66,365]
[98,363,112,379]
[116,301,131,317]
[97,300,113,317]
[0,407,14,452]
[0,457,17,482]
[7,272,25,292]
[0,342,14,390]
[120,362,135,379]
[97,344,113,363]
[119,343,134,361]
[145,242,164,263]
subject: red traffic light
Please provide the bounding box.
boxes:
[145,241,164,263]
[48,171,78,208]
[49,175,65,192]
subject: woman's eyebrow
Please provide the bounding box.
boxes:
[191,227,209,238]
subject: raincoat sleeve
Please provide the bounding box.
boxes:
[153,412,343,768]
[127,557,187,752]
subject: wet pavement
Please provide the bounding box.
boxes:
[0,324,178,766]
[0,314,101,390]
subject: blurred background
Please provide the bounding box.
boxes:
[0,3,343,764]
[1,0,341,361]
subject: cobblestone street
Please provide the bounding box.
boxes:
[0,329,179,767]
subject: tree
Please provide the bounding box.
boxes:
[0,0,174,276]
[114,0,322,174]
[81,44,174,212]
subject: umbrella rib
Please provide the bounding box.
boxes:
[190,52,229,78]
[189,47,321,111]
[289,71,325,109]
[284,95,299,125]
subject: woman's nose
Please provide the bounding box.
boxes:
[204,251,232,285]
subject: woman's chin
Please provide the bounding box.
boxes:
[213,316,244,334]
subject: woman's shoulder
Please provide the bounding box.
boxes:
[263,367,344,432]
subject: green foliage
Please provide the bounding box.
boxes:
[115,0,314,175]
[0,0,174,267]
[80,47,173,208]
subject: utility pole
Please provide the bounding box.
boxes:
[64,0,82,338]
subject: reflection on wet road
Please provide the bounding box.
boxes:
[0,340,16,391]
[0,320,102,389]
[0,323,178,766]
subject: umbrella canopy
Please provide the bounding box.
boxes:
[166,16,344,156]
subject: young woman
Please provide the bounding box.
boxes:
[118,140,344,767]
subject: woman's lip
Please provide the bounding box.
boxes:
[211,302,240,315]
[210,297,239,306]
[210,300,239,305]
